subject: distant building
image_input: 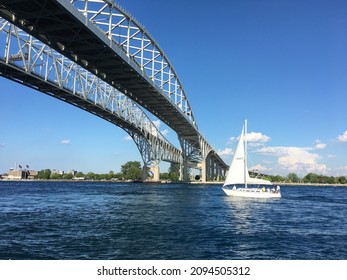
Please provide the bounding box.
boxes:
[7,169,27,180]
[68,170,77,176]
[5,169,38,180]
[27,170,38,180]
[51,169,64,175]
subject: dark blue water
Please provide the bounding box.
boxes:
[0,181,346,260]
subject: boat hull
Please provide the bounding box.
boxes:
[222,187,281,198]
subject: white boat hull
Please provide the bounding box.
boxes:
[222,187,281,198]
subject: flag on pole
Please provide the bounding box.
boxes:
[19,165,22,169]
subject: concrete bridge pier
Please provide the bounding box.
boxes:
[201,155,228,183]
[200,158,218,182]
[143,165,160,182]
[180,158,190,182]
[201,160,207,183]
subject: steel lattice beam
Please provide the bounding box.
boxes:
[0,0,198,138]
[0,0,228,180]
[0,19,181,166]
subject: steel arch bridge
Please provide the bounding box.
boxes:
[0,0,227,182]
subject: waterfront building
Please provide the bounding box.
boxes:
[2,169,38,180]
[51,169,64,175]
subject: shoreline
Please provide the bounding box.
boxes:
[194,181,347,187]
[1,178,347,187]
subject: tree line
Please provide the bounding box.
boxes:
[37,161,180,181]
[36,161,347,184]
[262,172,347,185]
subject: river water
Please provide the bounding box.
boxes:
[0,181,346,259]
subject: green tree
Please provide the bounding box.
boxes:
[337,176,347,184]
[269,175,285,183]
[86,172,96,180]
[287,173,300,183]
[169,172,180,181]
[160,172,170,180]
[50,173,62,180]
[168,163,180,174]
[168,163,180,181]
[75,172,84,178]
[303,173,317,183]
[38,169,51,180]
[121,161,142,180]
[327,176,337,185]
[62,173,73,180]
[107,170,115,180]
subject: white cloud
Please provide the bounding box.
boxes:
[246,132,270,143]
[226,131,269,148]
[226,136,236,145]
[315,143,327,149]
[249,163,272,173]
[330,166,347,177]
[221,131,336,176]
[327,154,336,159]
[153,120,169,138]
[123,135,132,141]
[217,147,233,157]
[314,140,327,149]
[146,119,169,138]
[152,119,161,129]
[61,139,71,145]
[161,129,169,137]
[257,146,327,176]
[337,131,347,142]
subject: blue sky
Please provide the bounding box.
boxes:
[1,0,346,177]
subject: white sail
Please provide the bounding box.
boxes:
[223,125,246,186]
[223,121,272,187]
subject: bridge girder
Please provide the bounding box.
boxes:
[0,0,228,180]
[0,0,197,138]
[0,20,181,167]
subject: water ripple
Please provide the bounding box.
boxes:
[0,181,346,259]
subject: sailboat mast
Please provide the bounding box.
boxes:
[244,119,248,188]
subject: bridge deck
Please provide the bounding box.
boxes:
[0,60,138,133]
[0,0,228,170]
[0,0,198,140]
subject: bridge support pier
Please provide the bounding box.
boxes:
[201,160,207,183]
[179,158,190,182]
[200,154,227,182]
[143,165,160,182]
[201,157,214,182]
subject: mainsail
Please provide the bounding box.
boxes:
[223,125,246,186]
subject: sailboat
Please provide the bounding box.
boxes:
[222,120,281,198]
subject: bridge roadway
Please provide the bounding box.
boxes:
[0,21,182,168]
[0,0,198,140]
[0,0,228,179]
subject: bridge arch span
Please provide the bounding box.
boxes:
[0,20,181,176]
[0,0,228,181]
